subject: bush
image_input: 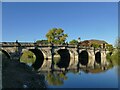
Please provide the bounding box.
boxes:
[110,49,120,66]
[106,53,111,60]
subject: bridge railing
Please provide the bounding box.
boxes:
[0,42,107,51]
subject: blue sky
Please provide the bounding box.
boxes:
[2,2,118,45]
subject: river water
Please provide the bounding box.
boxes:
[39,66,118,88]
[19,50,119,88]
[1,51,119,88]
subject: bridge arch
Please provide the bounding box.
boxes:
[40,49,49,60]
[1,50,11,59]
[55,49,70,68]
[79,50,89,65]
[69,49,76,58]
[29,49,44,70]
[95,52,101,64]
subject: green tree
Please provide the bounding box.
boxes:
[46,28,68,44]
[115,37,120,48]
[36,40,48,45]
[91,43,100,48]
[106,44,114,52]
[106,38,120,66]
[69,39,78,45]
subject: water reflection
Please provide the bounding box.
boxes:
[38,63,117,88]
[46,71,67,86]
[19,50,118,88]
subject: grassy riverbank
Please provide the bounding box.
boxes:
[106,49,120,66]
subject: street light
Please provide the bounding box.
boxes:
[78,37,81,43]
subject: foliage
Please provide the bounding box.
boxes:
[36,40,48,45]
[107,38,120,66]
[114,37,120,48]
[111,50,120,66]
[106,44,114,52]
[20,51,36,65]
[69,39,78,45]
[46,28,68,44]
[106,49,120,66]
[58,73,68,80]
[46,72,67,86]
[91,43,100,48]
[107,37,120,66]
[46,72,63,86]
[106,53,111,60]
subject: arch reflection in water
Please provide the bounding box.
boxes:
[95,52,101,64]
[79,50,89,65]
[40,64,112,87]
[55,49,70,69]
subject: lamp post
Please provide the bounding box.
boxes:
[77,37,81,70]
[78,37,81,44]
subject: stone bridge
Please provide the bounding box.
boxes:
[0,42,110,71]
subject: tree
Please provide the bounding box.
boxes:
[106,44,114,52]
[106,38,120,66]
[69,39,78,45]
[91,43,100,48]
[36,40,48,45]
[115,37,120,48]
[46,28,68,44]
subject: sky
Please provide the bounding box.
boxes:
[2,2,118,45]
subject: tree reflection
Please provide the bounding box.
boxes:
[46,71,67,86]
[41,62,116,87]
